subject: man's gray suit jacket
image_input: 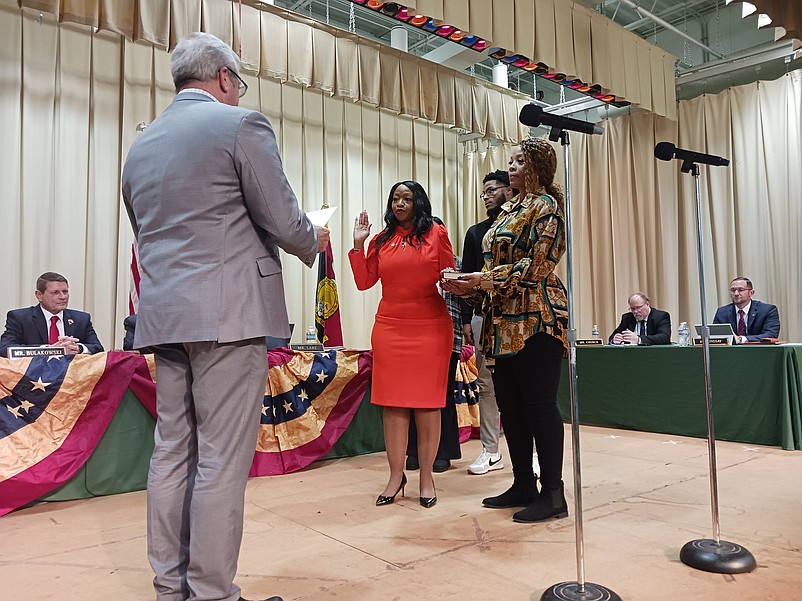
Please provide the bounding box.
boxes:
[121,92,318,349]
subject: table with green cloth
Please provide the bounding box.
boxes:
[557,345,802,450]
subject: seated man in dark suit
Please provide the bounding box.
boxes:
[609,292,672,346]
[0,271,104,357]
[713,276,780,344]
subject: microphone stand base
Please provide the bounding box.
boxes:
[541,582,622,601]
[680,539,757,573]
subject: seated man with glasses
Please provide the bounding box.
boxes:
[609,292,671,345]
[713,277,780,344]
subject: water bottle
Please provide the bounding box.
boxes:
[678,321,691,347]
[591,324,601,342]
[305,325,317,344]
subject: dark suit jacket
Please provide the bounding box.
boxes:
[713,300,780,342]
[609,308,672,345]
[0,305,104,357]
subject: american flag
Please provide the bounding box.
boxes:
[128,242,141,316]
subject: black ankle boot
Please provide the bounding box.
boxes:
[482,480,538,509]
[512,483,568,523]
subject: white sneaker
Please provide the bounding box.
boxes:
[468,448,504,475]
[532,451,541,478]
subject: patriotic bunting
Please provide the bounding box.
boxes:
[0,352,138,516]
[250,348,371,476]
[1,345,478,516]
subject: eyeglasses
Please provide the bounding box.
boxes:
[226,68,248,98]
[629,302,648,312]
[729,287,752,293]
[479,186,508,198]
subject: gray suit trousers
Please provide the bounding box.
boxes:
[471,314,500,454]
[147,339,268,601]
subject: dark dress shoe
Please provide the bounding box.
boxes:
[432,459,451,473]
[482,483,537,509]
[376,473,407,506]
[405,456,419,470]
[420,495,437,508]
[512,484,568,523]
[238,597,284,601]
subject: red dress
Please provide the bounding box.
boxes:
[349,223,455,408]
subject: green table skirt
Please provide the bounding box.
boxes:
[557,345,802,450]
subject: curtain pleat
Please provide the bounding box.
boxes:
[334,36,358,100]
[311,28,335,94]
[169,0,201,49]
[287,20,313,88]
[260,10,287,82]
[235,3,261,73]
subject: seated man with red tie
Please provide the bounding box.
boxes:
[0,272,104,357]
[609,292,672,346]
[713,276,780,344]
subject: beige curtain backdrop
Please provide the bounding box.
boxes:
[0,4,474,350]
[565,70,801,342]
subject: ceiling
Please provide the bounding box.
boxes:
[268,0,802,121]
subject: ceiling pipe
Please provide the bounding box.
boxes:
[616,0,726,60]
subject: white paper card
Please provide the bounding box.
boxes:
[306,206,337,227]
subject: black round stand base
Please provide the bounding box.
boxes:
[541,582,622,601]
[680,539,757,574]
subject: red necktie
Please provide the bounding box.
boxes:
[49,315,60,344]
[737,309,746,337]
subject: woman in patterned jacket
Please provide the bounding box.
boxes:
[442,138,569,523]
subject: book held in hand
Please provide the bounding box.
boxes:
[441,271,466,280]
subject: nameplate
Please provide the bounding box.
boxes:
[576,339,603,346]
[7,346,67,359]
[692,337,730,346]
[290,343,325,352]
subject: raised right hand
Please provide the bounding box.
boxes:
[353,210,371,249]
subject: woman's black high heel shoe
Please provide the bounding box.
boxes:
[419,495,437,508]
[376,473,407,506]
[419,482,437,508]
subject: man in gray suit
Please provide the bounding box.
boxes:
[122,32,328,601]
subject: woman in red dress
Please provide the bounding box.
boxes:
[349,181,455,508]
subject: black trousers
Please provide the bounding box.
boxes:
[407,352,461,460]
[492,333,564,490]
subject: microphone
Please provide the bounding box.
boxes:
[654,142,729,167]
[519,104,604,136]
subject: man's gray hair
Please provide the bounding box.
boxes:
[171,32,241,92]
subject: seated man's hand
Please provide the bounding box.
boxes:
[620,330,640,345]
[54,336,82,354]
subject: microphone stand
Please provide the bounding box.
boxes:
[677,160,756,573]
[540,127,621,601]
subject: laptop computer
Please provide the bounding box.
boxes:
[694,323,735,343]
